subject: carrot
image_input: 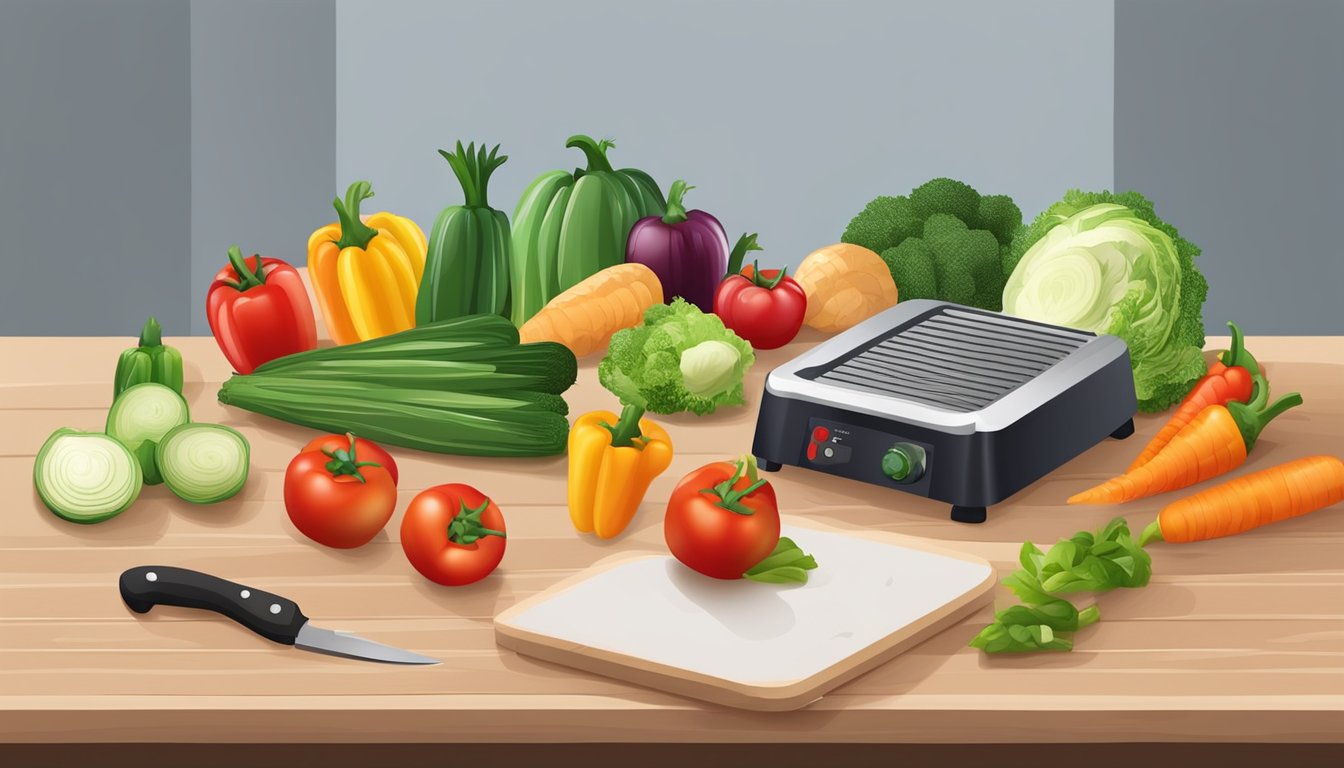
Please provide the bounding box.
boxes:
[1139,455,1344,546]
[1069,388,1303,505]
[1127,322,1260,472]
[518,263,663,357]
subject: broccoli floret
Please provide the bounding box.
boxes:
[841,195,920,253]
[978,194,1023,247]
[910,177,982,227]
[881,239,938,300]
[841,178,1022,310]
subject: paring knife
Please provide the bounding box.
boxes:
[119,565,439,665]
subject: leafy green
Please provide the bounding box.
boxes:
[972,517,1150,654]
[1002,189,1208,412]
[599,298,755,415]
[744,537,819,584]
[841,178,1022,311]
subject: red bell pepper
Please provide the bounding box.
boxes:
[207,246,317,374]
[713,261,808,350]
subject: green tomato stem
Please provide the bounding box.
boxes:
[702,454,768,515]
[447,498,506,545]
[319,432,382,484]
[749,261,788,290]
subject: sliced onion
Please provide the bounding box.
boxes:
[156,423,250,504]
[34,429,142,523]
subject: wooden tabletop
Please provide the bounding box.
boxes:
[2,332,1341,745]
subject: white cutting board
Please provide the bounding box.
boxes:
[494,519,996,710]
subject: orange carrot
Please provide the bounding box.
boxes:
[1128,323,1260,472]
[1069,389,1303,505]
[1139,455,1344,545]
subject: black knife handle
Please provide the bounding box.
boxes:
[119,565,308,645]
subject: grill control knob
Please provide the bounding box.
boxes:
[881,443,926,484]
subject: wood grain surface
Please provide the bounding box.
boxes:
[2,332,1342,744]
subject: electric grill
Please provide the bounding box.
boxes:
[751,300,1137,523]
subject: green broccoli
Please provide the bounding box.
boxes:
[842,177,1022,311]
[597,298,755,444]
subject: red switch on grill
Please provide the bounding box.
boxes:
[812,427,829,443]
[806,442,817,461]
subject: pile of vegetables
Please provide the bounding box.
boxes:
[978,330,1339,654]
[841,177,1022,311]
[1002,189,1209,412]
[217,314,577,457]
[36,320,250,524]
[568,299,756,539]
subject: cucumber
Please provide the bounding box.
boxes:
[255,314,520,370]
[156,423,250,504]
[105,383,190,485]
[34,429,142,524]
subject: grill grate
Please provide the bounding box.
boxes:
[807,307,1093,412]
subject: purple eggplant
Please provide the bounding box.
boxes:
[624,180,729,312]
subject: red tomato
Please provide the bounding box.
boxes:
[284,435,397,549]
[301,433,399,484]
[713,265,807,350]
[401,484,507,586]
[664,457,780,579]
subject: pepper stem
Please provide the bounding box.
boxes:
[320,432,382,484]
[139,316,163,348]
[439,141,507,209]
[1221,321,1261,377]
[1229,390,1304,453]
[602,403,648,449]
[661,180,693,225]
[333,181,381,250]
[565,134,615,174]
[724,232,763,277]
[447,499,507,545]
[226,246,266,291]
[700,455,768,515]
[749,261,788,290]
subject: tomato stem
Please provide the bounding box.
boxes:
[700,454,768,515]
[320,432,382,484]
[748,260,787,290]
[447,499,507,545]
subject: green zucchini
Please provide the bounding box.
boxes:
[255,314,520,371]
[156,423,250,504]
[245,343,576,394]
[34,428,143,524]
[216,380,569,457]
[105,383,191,485]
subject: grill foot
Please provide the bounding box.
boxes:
[1110,418,1136,440]
[757,458,782,472]
[951,505,987,524]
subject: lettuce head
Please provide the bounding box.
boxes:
[1002,190,1208,412]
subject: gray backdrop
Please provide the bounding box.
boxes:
[1,0,1339,336]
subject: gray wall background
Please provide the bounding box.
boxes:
[1,0,1340,336]
[1115,0,1344,335]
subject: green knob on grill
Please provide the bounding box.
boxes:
[882,443,925,483]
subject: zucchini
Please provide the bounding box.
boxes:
[34,428,143,524]
[249,342,576,394]
[156,423,250,504]
[105,383,190,485]
[217,381,569,456]
[255,314,519,371]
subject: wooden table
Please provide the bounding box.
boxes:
[3,332,1342,762]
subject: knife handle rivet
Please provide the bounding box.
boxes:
[269,603,281,614]
[240,590,250,599]
[145,572,157,582]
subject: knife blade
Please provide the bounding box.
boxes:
[118,565,438,665]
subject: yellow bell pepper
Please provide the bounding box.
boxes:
[308,180,427,345]
[568,406,674,539]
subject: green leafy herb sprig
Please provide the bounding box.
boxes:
[971,517,1151,654]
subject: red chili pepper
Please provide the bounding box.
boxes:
[713,262,808,350]
[207,245,318,374]
[1127,321,1260,472]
